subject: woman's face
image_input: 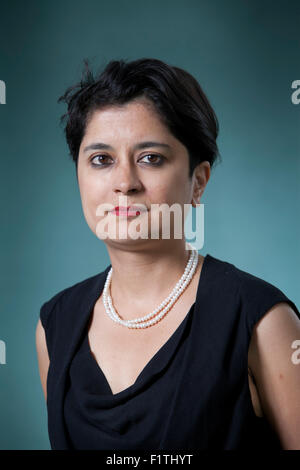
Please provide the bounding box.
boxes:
[77,97,204,247]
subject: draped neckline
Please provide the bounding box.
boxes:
[76,253,211,400]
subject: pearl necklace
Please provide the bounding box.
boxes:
[102,243,199,329]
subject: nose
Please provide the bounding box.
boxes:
[112,160,143,195]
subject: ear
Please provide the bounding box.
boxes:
[191,161,210,207]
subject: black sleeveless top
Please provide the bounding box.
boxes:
[39,254,300,450]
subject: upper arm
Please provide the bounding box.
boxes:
[248,301,300,450]
[35,318,50,402]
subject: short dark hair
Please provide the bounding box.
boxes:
[58,57,221,178]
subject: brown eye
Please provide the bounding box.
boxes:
[140,154,164,165]
[90,155,112,166]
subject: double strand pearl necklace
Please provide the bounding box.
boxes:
[102,243,199,329]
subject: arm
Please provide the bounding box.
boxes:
[35,318,50,402]
[248,302,300,450]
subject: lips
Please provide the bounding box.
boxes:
[112,206,145,216]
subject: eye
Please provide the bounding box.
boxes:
[140,154,164,166]
[90,154,112,167]
[90,153,165,168]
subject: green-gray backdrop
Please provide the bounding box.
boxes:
[0,0,299,450]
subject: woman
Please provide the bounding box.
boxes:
[36,58,300,450]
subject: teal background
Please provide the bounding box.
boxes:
[0,0,299,450]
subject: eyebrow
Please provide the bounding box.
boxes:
[83,141,171,153]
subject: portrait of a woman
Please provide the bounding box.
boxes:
[36,57,300,450]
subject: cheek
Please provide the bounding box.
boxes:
[78,177,107,235]
[151,178,189,204]
[78,175,101,219]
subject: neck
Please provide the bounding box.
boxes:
[106,239,196,310]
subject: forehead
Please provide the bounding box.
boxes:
[83,98,170,139]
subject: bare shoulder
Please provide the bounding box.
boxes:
[36,318,49,402]
[248,301,300,449]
